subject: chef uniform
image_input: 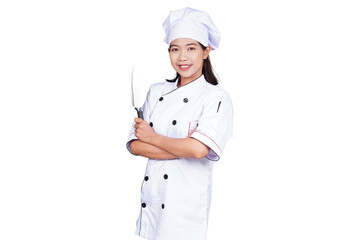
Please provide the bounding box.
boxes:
[126,7,233,240]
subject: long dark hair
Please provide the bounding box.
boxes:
[166,42,219,86]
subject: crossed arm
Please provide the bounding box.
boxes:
[130,118,210,160]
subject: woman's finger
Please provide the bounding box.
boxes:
[134,118,143,124]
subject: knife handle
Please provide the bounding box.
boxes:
[136,108,144,120]
[138,109,143,119]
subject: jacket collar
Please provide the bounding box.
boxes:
[164,75,206,96]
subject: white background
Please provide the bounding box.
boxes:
[1,0,359,239]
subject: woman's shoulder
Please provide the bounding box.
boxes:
[150,80,174,90]
[200,82,233,112]
[202,81,232,100]
[147,79,176,97]
[147,80,168,93]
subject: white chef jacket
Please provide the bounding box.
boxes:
[126,75,233,240]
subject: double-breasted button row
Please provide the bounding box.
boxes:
[157,96,189,126]
[142,203,146,208]
[141,202,165,209]
[143,174,168,181]
[150,120,177,126]
[158,96,189,103]
[141,175,168,211]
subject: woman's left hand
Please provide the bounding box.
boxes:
[134,118,158,144]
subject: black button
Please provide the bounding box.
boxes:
[161,204,165,209]
[159,97,164,101]
[142,203,146,208]
[163,174,168,180]
[149,122,153,127]
[172,120,177,125]
[144,176,149,181]
[183,98,188,103]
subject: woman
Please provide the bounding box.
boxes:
[126,7,233,240]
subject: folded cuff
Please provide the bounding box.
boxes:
[191,131,222,161]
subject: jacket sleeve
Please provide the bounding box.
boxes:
[191,91,233,160]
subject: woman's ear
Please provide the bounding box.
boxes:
[203,46,211,59]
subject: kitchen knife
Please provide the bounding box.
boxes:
[131,66,144,119]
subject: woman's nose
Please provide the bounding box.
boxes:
[179,49,188,60]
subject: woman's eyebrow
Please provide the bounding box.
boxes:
[169,43,198,48]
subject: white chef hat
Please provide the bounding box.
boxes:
[162,7,221,50]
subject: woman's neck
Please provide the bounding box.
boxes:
[177,73,202,87]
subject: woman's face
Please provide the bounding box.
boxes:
[169,38,211,84]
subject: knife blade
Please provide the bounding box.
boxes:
[131,66,144,119]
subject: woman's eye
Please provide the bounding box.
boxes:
[171,48,179,52]
[189,47,196,51]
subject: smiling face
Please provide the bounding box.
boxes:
[169,38,211,86]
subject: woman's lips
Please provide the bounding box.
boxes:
[178,64,192,71]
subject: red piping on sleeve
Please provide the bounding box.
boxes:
[195,131,222,153]
[187,122,191,137]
